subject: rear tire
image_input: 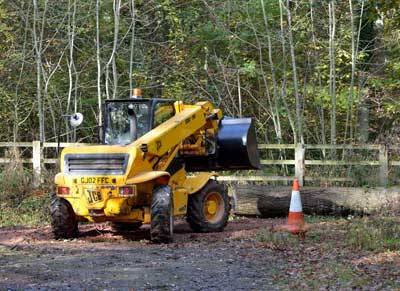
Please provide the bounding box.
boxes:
[150,185,174,243]
[187,180,231,232]
[110,222,142,232]
[49,196,78,239]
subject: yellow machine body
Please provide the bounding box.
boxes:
[55,101,220,223]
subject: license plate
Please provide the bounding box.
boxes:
[85,188,103,204]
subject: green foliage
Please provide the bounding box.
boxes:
[345,217,400,251]
[0,0,399,144]
[0,149,49,227]
[256,215,400,252]
[0,196,50,227]
[0,150,32,207]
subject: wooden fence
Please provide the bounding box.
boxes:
[0,142,398,187]
[215,144,399,187]
[0,141,89,187]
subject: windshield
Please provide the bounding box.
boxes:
[104,102,150,145]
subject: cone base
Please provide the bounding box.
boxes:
[279,223,309,234]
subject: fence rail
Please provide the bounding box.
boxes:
[0,141,90,186]
[0,142,398,187]
[218,143,397,187]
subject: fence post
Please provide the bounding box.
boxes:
[295,143,305,187]
[32,140,41,187]
[379,144,388,187]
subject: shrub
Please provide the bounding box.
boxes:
[0,148,32,207]
[345,217,400,251]
[0,148,50,227]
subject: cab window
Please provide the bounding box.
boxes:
[104,102,150,145]
[153,102,175,128]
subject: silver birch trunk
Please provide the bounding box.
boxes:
[261,0,282,143]
[96,0,102,129]
[279,0,296,144]
[13,3,31,143]
[129,0,136,93]
[309,0,326,146]
[345,0,364,145]
[32,0,44,143]
[284,0,301,143]
[237,72,242,118]
[67,0,76,114]
[329,1,337,150]
[105,0,120,100]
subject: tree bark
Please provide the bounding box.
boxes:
[329,0,337,152]
[260,0,282,143]
[129,0,136,94]
[96,0,102,130]
[309,0,326,146]
[105,0,120,100]
[13,2,31,143]
[279,0,297,144]
[32,0,45,143]
[231,184,400,217]
[67,0,76,114]
[285,0,303,144]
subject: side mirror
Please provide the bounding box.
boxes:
[127,104,135,116]
[70,113,83,127]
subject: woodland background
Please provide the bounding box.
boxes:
[0,0,399,145]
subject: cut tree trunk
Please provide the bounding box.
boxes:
[230,185,400,217]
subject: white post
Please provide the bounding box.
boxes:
[295,143,305,187]
[32,140,41,187]
[379,144,388,187]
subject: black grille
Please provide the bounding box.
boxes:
[64,154,129,175]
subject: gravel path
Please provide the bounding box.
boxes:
[0,218,284,291]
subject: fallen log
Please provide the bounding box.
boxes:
[230,185,400,217]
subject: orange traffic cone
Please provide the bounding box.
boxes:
[280,179,309,237]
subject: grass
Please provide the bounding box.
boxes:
[255,215,400,290]
[345,216,400,251]
[256,215,400,252]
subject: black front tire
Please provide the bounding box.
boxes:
[186,180,231,233]
[150,185,174,243]
[110,222,143,232]
[49,196,78,239]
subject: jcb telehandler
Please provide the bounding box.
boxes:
[51,89,259,243]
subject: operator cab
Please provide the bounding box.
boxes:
[103,91,176,145]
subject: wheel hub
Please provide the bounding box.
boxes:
[203,192,223,222]
[206,200,218,215]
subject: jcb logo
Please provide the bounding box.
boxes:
[86,189,102,204]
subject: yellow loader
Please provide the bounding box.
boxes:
[50,89,259,243]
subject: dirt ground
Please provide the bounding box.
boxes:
[0,218,283,291]
[0,217,399,291]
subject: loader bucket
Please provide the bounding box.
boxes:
[184,117,260,171]
[216,117,260,170]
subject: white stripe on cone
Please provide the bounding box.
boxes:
[289,190,302,212]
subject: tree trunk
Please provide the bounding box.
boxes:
[231,184,400,217]
[105,0,120,100]
[129,0,136,94]
[260,0,282,143]
[285,0,302,144]
[309,0,326,146]
[96,0,102,130]
[32,0,45,143]
[328,0,337,154]
[279,0,297,144]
